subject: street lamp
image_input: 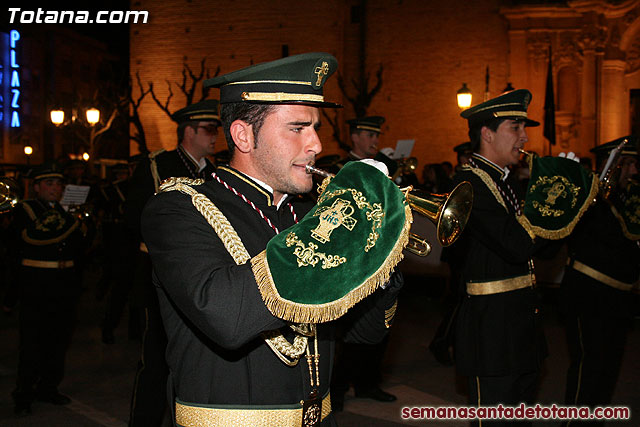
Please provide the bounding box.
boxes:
[50,109,65,125]
[86,108,100,125]
[82,152,90,161]
[457,83,472,109]
[24,145,33,165]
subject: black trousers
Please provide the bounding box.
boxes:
[467,372,538,427]
[332,337,388,396]
[101,227,136,333]
[563,314,628,427]
[561,269,632,427]
[129,252,169,427]
[15,267,79,401]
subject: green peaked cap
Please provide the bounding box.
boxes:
[590,135,639,159]
[171,99,221,124]
[347,116,385,133]
[30,162,64,181]
[453,141,473,154]
[461,89,540,128]
[251,161,412,323]
[204,52,341,107]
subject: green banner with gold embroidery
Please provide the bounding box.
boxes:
[518,156,598,240]
[611,182,640,240]
[251,161,412,324]
[21,205,80,246]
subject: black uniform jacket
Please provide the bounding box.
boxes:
[141,166,389,413]
[125,146,215,239]
[11,199,85,299]
[563,197,640,319]
[453,154,547,377]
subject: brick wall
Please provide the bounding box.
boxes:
[131,0,527,169]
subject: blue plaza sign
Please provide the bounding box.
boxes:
[9,30,21,128]
[1,29,21,130]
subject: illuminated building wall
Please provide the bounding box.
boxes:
[130,0,640,167]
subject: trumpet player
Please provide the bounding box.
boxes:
[140,53,406,427]
[454,89,561,423]
[331,114,401,409]
[561,137,640,424]
[9,163,88,415]
[124,99,222,426]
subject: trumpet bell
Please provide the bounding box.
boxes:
[0,178,21,213]
[405,181,473,247]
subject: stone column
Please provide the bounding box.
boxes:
[527,35,551,155]
[600,59,627,142]
[579,23,608,150]
[580,48,598,150]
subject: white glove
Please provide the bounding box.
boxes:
[558,152,579,162]
[359,158,389,176]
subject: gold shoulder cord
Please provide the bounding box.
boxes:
[149,149,165,193]
[158,177,313,366]
[466,166,509,212]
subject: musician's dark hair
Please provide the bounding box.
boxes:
[221,103,277,155]
[468,117,506,152]
[176,120,199,145]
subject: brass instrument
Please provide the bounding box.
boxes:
[599,138,628,200]
[0,178,21,213]
[391,157,418,182]
[68,203,94,222]
[306,164,474,257]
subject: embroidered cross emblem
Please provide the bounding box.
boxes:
[544,181,566,205]
[314,62,329,87]
[311,198,357,243]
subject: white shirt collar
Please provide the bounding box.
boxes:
[474,153,510,181]
[244,173,290,209]
[181,146,207,172]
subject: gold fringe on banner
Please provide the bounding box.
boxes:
[610,204,640,241]
[517,173,599,240]
[252,205,413,324]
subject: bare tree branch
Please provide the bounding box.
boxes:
[149,80,174,119]
[123,71,152,154]
[201,64,221,101]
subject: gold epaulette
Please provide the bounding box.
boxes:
[148,148,166,159]
[158,177,249,265]
[156,177,308,367]
[465,165,509,212]
[149,149,167,193]
[159,177,205,192]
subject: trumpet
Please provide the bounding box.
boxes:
[305,164,473,256]
[518,148,534,158]
[599,138,628,200]
[0,177,21,213]
[391,157,418,182]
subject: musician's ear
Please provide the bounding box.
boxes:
[230,120,254,153]
[480,126,493,144]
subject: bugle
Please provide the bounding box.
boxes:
[599,138,628,200]
[0,178,21,213]
[306,164,473,256]
[391,156,418,182]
